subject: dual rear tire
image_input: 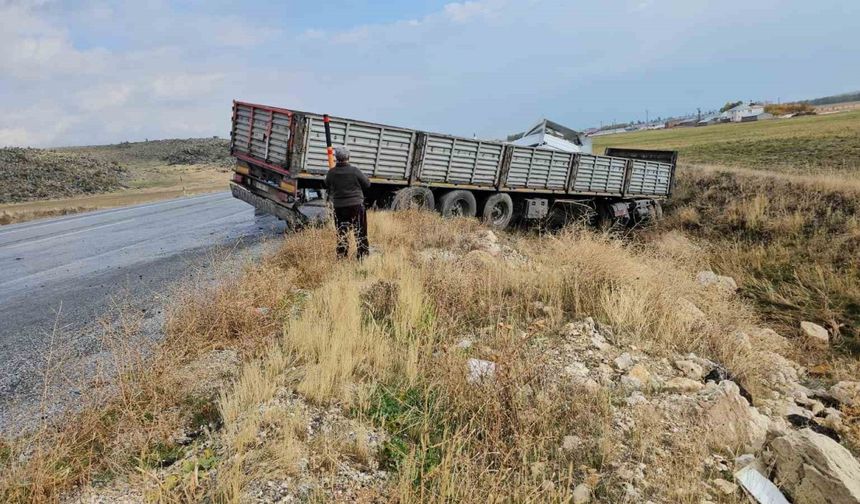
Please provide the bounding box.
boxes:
[392,187,514,230]
[438,190,514,230]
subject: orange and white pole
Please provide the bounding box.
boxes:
[323,114,335,169]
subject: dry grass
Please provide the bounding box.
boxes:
[0,207,837,502]
[187,211,772,501]
[665,165,860,366]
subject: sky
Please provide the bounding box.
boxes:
[1,0,858,147]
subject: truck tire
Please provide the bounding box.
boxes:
[391,187,435,211]
[438,190,477,218]
[653,201,663,220]
[480,193,514,229]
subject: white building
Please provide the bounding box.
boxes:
[722,103,766,122]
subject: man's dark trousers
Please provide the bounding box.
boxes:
[334,204,369,259]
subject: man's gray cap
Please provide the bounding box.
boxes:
[334,146,350,162]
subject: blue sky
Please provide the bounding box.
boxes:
[1,0,858,147]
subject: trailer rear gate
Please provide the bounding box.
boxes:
[232,102,292,167]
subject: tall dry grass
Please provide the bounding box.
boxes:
[667,165,860,365]
[1,208,797,502]
[200,210,771,502]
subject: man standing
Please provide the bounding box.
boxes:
[324,146,371,259]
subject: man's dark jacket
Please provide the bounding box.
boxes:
[324,162,371,208]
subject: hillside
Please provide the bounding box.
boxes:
[0,148,127,204]
[0,138,231,223]
[2,210,858,502]
[592,110,860,172]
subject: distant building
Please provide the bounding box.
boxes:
[740,112,773,122]
[696,114,726,126]
[722,103,766,122]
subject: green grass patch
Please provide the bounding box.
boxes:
[593,110,860,172]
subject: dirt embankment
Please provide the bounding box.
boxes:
[0,148,127,204]
[0,138,233,223]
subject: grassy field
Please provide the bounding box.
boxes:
[592,110,860,172]
[593,111,860,356]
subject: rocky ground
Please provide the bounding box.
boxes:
[68,224,860,503]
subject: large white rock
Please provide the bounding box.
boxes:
[771,428,860,504]
[466,358,496,384]
[800,321,829,347]
[702,380,769,452]
[696,270,738,292]
[674,359,704,379]
[830,381,860,407]
[664,376,704,394]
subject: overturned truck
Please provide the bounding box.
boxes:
[228,100,678,229]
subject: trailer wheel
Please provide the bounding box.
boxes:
[653,201,663,220]
[391,187,435,211]
[480,193,514,229]
[438,190,477,218]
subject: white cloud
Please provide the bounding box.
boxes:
[151,73,225,100]
[0,3,109,79]
[443,0,500,23]
[76,83,134,112]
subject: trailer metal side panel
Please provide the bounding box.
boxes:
[572,155,626,195]
[505,147,571,190]
[303,115,415,179]
[231,103,292,166]
[626,160,673,196]
[418,135,503,185]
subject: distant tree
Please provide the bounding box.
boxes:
[720,101,743,113]
[764,102,815,115]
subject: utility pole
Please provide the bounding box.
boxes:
[646,109,649,126]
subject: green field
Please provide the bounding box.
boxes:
[592,110,860,171]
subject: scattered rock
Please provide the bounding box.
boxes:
[829,381,860,407]
[734,453,756,469]
[678,298,706,321]
[614,353,635,371]
[565,361,589,378]
[561,435,582,451]
[621,363,651,390]
[664,377,704,394]
[572,483,591,504]
[674,359,704,379]
[696,270,738,293]
[466,358,496,384]
[800,321,829,347]
[626,392,648,406]
[770,428,860,504]
[711,478,738,495]
[456,339,473,350]
[702,380,769,452]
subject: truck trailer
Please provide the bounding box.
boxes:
[227,100,678,229]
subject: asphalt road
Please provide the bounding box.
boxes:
[0,191,288,433]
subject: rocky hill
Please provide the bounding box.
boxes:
[0,148,127,204]
[0,138,231,205]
